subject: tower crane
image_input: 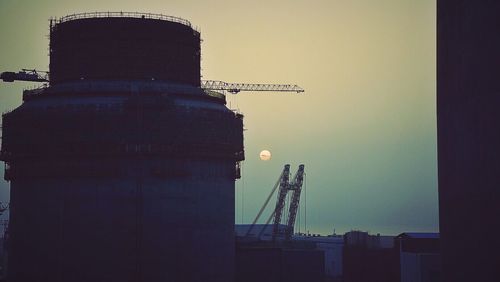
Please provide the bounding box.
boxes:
[245,164,306,241]
[200,80,304,94]
[0,69,49,83]
[1,69,304,94]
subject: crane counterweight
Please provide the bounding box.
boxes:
[0,69,49,83]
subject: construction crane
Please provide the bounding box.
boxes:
[1,69,304,95]
[244,165,290,239]
[200,80,304,94]
[285,164,305,240]
[0,69,49,83]
[245,164,306,241]
[271,165,291,239]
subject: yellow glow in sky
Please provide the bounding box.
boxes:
[0,0,437,235]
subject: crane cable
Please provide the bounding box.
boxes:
[245,171,283,237]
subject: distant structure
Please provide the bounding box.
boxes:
[395,233,440,282]
[0,12,305,282]
[1,12,243,282]
[235,227,440,282]
[342,231,399,282]
[438,2,500,281]
[293,234,344,281]
[245,164,305,241]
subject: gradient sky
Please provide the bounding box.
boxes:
[0,0,437,235]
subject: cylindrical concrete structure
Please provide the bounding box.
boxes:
[50,13,201,86]
[1,13,243,282]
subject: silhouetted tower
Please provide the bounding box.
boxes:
[1,13,243,282]
[438,1,500,281]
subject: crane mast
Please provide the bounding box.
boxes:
[271,164,291,240]
[245,166,288,238]
[245,164,306,241]
[285,164,305,240]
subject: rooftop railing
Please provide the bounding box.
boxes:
[55,12,197,31]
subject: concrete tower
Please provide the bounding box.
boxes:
[438,1,500,281]
[1,13,244,282]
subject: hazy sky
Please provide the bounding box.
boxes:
[0,0,437,235]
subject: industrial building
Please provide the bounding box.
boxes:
[236,224,441,282]
[235,242,325,282]
[293,234,344,281]
[1,12,244,282]
[438,1,500,281]
[232,165,325,282]
[0,11,306,282]
[395,233,440,282]
[342,231,399,282]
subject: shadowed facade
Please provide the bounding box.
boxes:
[438,2,500,281]
[1,13,244,282]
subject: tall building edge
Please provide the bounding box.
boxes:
[437,1,500,281]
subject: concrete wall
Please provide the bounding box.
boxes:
[2,79,243,282]
[7,159,234,282]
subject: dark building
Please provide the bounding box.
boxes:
[395,233,440,282]
[0,12,243,282]
[438,2,500,281]
[342,231,399,282]
[235,241,325,282]
[49,14,201,86]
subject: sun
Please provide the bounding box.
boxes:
[259,150,271,161]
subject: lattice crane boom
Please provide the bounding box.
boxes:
[285,164,305,240]
[245,167,287,238]
[244,164,306,241]
[201,80,304,94]
[271,164,291,240]
[2,69,305,95]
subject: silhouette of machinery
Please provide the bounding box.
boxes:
[1,70,304,94]
[0,12,304,282]
[245,164,306,241]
